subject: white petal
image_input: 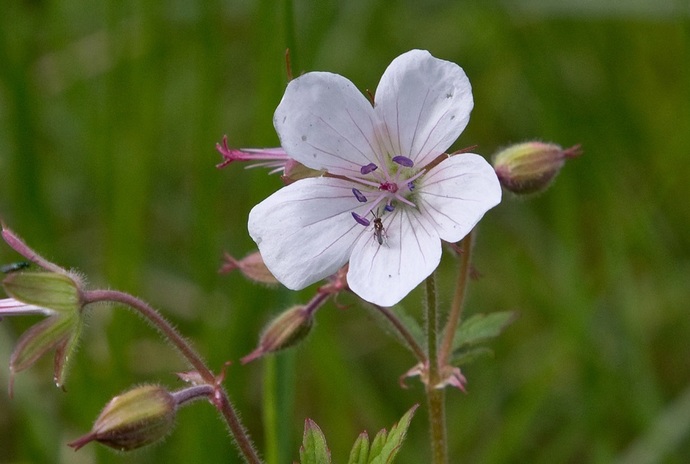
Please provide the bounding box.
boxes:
[417,153,501,243]
[347,207,441,307]
[248,177,367,290]
[274,72,385,176]
[0,298,53,316]
[375,50,473,167]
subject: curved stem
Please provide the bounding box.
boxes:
[83,289,214,381]
[425,273,447,464]
[439,230,474,367]
[82,289,262,464]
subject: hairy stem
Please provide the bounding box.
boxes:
[425,273,447,464]
[83,289,262,464]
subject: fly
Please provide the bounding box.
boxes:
[372,211,387,246]
[1,261,30,273]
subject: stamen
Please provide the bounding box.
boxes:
[352,188,368,203]
[407,181,415,191]
[384,203,395,212]
[392,156,414,167]
[360,163,378,175]
[351,212,371,226]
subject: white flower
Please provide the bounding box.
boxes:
[248,50,501,307]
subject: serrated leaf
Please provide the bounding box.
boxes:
[300,419,331,464]
[453,311,518,352]
[369,405,418,464]
[347,431,370,464]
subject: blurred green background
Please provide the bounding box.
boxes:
[1,0,689,463]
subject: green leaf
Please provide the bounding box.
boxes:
[299,419,331,464]
[366,303,423,356]
[347,431,370,464]
[368,405,418,464]
[452,346,495,366]
[452,311,518,352]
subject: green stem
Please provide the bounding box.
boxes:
[424,273,447,464]
[439,230,474,367]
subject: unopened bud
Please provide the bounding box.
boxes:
[219,251,279,285]
[242,305,313,364]
[493,142,581,195]
[69,385,176,452]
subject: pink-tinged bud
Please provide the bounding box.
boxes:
[493,142,581,195]
[69,385,177,452]
[219,251,279,285]
[241,305,314,364]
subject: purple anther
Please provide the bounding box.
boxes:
[392,156,414,167]
[384,203,395,212]
[352,188,368,203]
[351,212,371,226]
[407,181,416,191]
[360,163,378,175]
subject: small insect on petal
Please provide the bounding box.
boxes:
[371,210,387,246]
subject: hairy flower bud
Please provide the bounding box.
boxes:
[493,142,581,195]
[241,305,314,364]
[69,385,177,452]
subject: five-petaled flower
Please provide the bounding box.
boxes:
[248,50,501,306]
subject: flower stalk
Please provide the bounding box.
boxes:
[424,273,447,464]
[439,230,474,367]
[82,289,262,464]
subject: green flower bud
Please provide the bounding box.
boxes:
[241,305,314,363]
[493,142,581,195]
[69,385,177,452]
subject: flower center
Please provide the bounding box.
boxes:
[349,155,425,229]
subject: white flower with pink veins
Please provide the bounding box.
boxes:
[249,50,501,307]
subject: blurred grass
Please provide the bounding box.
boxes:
[1,0,689,463]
